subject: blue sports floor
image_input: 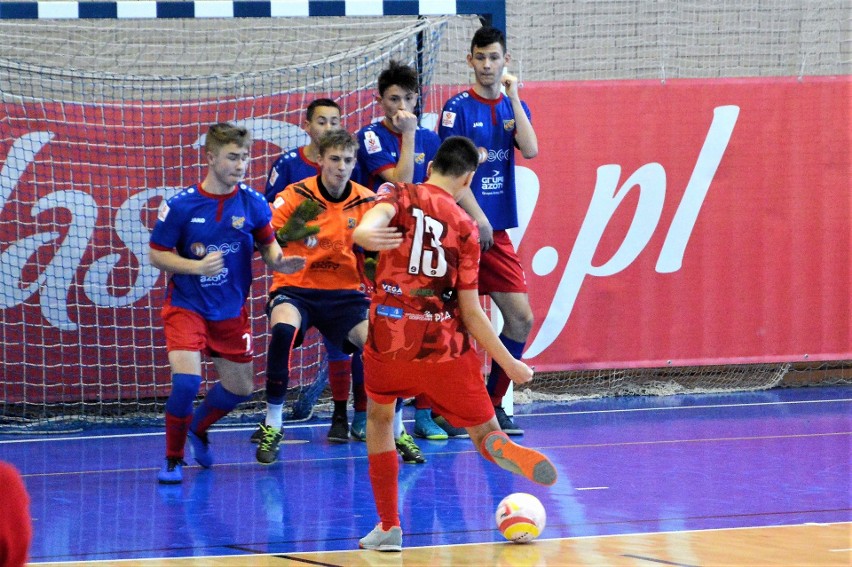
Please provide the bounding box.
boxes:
[1,386,849,564]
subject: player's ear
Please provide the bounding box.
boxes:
[466,53,474,68]
[462,170,474,188]
[426,161,433,178]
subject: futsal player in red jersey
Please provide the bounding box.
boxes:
[0,462,31,567]
[353,136,557,551]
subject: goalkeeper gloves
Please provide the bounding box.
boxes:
[363,255,377,284]
[276,199,321,246]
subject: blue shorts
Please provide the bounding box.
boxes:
[267,287,369,354]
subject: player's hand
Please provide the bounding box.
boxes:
[502,73,520,100]
[196,251,224,276]
[477,218,494,252]
[391,110,418,134]
[359,226,404,251]
[506,360,534,385]
[276,199,321,245]
[271,254,306,274]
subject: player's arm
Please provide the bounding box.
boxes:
[502,73,537,159]
[382,114,418,183]
[257,238,306,274]
[149,247,224,277]
[457,288,534,385]
[457,188,494,252]
[353,202,404,251]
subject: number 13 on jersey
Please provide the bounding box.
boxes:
[408,208,447,278]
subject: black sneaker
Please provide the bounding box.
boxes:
[255,424,284,465]
[250,421,264,444]
[432,414,470,438]
[327,412,349,443]
[395,432,426,464]
[494,406,524,435]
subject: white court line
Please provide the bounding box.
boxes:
[2,397,849,445]
[576,486,609,490]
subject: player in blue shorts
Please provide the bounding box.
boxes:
[150,122,305,484]
[256,98,368,443]
[356,60,449,442]
[255,129,423,466]
[438,26,539,435]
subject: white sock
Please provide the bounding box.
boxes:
[265,403,284,429]
[393,407,404,440]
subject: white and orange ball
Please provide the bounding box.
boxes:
[495,492,546,543]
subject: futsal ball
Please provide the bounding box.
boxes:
[495,492,546,543]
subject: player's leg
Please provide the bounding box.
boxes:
[487,290,533,435]
[187,308,256,468]
[324,336,353,443]
[257,297,304,464]
[158,306,206,483]
[350,352,368,440]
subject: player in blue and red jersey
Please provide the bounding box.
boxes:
[353,136,556,552]
[438,26,539,436]
[356,61,448,442]
[257,98,369,444]
[150,122,305,484]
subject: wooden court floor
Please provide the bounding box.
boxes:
[32,523,852,566]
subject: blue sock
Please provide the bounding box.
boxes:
[165,373,202,417]
[192,382,250,433]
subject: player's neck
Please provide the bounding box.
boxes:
[424,175,457,198]
[303,144,320,164]
[200,174,234,196]
[472,83,502,100]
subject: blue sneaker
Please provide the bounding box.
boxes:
[350,410,367,441]
[157,457,186,484]
[187,429,213,468]
[413,409,448,440]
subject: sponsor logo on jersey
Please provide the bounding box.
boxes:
[414,152,425,164]
[481,170,504,192]
[157,201,170,221]
[190,242,207,257]
[200,267,229,287]
[310,260,340,271]
[503,119,516,131]
[231,216,246,230]
[473,121,484,128]
[190,217,206,223]
[376,304,403,319]
[381,281,402,296]
[207,242,241,255]
[441,111,456,128]
[411,288,435,297]
[268,169,279,187]
[365,130,382,154]
[347,217,357,229]
[377,183,393,196]
[273,196,285,208]
[487,149,511,162]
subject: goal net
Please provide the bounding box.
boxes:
[0,13,482,431]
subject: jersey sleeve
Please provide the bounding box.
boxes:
[264,155,289,202]
[357,126,397,180]
[438,99,464,140]
[251,195,276,246]
[269,184,302,231]
[149,196,184,251]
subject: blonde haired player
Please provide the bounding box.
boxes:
[353,136,556,551]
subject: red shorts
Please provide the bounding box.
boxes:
[363,347,493,428]
[478,230,528,294]
[162,304,253,363]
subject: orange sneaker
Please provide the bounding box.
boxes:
[483,431,557,486]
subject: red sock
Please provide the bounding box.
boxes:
[368,451,400,530]
[353,381,367,412]
[328,359,352,402]
[165,413,192,459]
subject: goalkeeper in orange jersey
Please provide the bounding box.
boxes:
[255,129,423,466]
[353,136,556,552]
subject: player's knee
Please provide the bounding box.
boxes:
[505,309,534,339]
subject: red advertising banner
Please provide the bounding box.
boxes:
[514,77,850,370]
[0,77,849,403]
